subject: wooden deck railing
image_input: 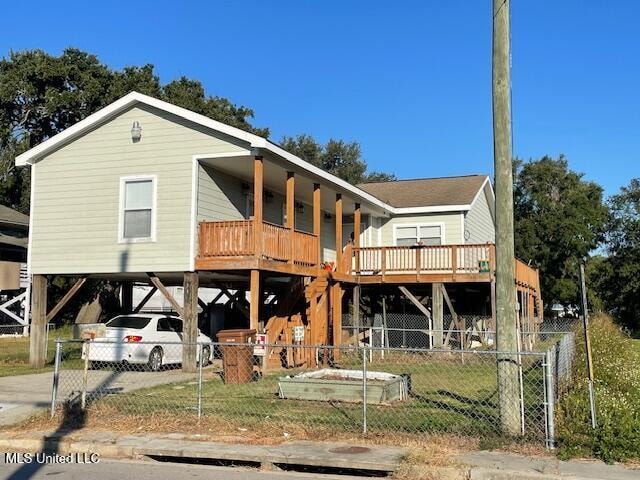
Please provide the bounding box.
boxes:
[351,244,496,276]
[198,220,319,267]
[515,258,541,291]
[199,220,255,257]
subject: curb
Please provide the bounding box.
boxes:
[0,436,405,473]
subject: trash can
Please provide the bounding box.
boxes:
[216,329,256,384]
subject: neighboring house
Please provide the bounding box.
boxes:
[15,92,541,368]
[0,205,29,333]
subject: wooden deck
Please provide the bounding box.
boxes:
[195,220,320,275]
[195,220,541,295]
[348,244,495,284]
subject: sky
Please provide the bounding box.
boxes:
[1,1,637,196]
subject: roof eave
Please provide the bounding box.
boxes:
[14,91,477,217]
[392,204,471,214]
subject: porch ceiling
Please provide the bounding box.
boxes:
[199,154,386,216]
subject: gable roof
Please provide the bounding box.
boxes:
[14,91,491,215]
[358,175,489,209]
[0,205,29,227]
[14,91,393,214]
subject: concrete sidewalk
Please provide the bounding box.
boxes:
[457,451,640,480]
[0,430,638,479]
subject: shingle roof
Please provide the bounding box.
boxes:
[0,205,29,226]
[357,175,488,209]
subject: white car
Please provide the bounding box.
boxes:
[83,314,213,371]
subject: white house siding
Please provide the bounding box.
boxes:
[465,189,495,244]
[30,104,247,275]
[380,213,464,245]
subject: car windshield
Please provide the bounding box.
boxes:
[106,316,151,329]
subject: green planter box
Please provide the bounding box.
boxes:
[278,369,409,405]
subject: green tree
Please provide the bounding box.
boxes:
[280,134,395,184]
[161,77,268,137]
[513,155,609,309]
[601,179,640,330]
[0,48,268,213]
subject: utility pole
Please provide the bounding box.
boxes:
[492,0,521,436]
[579,263,597,429]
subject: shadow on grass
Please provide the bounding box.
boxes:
[7,368,122,480]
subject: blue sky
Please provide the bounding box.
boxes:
[1,1,637,196]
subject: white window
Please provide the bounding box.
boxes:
[394,224,443,246]
[119,176,156,242]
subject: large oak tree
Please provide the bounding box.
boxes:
[513,155,609,309]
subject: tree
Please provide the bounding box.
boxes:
[513,156,609,309]
[161,77,268,137]
[0,48,268,212]
[601,179,640,330]
[280,134,395,184]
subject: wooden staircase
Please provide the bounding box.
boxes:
[264,273,331,369]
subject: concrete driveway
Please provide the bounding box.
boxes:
[0,369,198,426]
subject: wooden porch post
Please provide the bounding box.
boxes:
[286,171,295,264]
[313,183,321,266]
[250,270,260,331]
[254,154,263,257]
[354,202,361,273]
[354,203,361,248]
[182,271,199,373]
[29,274,47,368]
[335,194,343,271]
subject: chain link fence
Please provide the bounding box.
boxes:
[50,339,557,446]
[0,323,29,337]
[341,314,578,352]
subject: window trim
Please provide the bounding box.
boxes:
[392,222,446,246]
[118,175,157,243]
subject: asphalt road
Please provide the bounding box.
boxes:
[0,457,369,480]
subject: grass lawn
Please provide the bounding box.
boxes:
[87,351,547,441]
[0,325,75,377]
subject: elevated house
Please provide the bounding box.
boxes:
[0,205,29,333]
[16,92,541,368]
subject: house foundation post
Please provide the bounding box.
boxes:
[122,281,133,313]
[250,270,260,332]
[432,283,444,347]
[29,274,47,368]
[182,271,199,373]
[332,282,343,358]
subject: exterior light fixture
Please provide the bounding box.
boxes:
[296,202,305,214]
[131,121,142,142]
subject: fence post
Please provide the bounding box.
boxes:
[50,340,62,418]
[197,344,203,419]
[362,345,368,434]
[81,340,90,410]
[544,350,556,449]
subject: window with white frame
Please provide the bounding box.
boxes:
[395,224,442,246]
[120,177,155,241]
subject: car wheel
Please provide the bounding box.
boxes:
[200,346,211,367]
[148,347,163,372]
